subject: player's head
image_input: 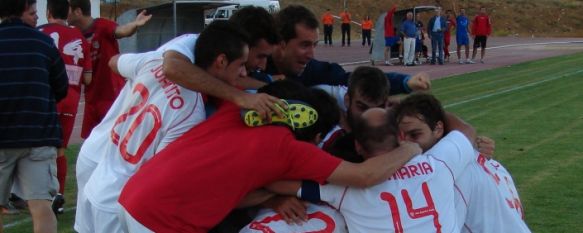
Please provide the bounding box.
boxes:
[258,80,340,143]
[19,0,37,27]
[47,0,69,20]
[353,108,399,159]
[345,66,390,130]
[460,8,466,16]
[480,6,487,14]
[68,0,91,26]
[393,93,446,152]
[445,9,452,17]
[229,6,280,72]
[195,20,250,86]
[435,7,442,15]
[273,5,319,76]
[0,0,33,19]
[406,11,413,20]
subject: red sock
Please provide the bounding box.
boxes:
[56,156,67,194]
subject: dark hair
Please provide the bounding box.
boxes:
[47,0,68,20]
[195,20,250,70]
[0,0,34,18]
[275,5,319,42]
[69,0,91,16]
[229,6,280,47]
[393,93,446,131]
[446,9,452,13]
[353,110,398,155]
[347,66,390,102]
[257,80,340,142]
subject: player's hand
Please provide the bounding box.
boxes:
[236,92,286,120]
[477,136,495,158]
[398,140,422,155]
[271,74,286,81]
[134,10,153,26]
[407,72,431,91]
[385,95,402,109]
[263,196,308,225]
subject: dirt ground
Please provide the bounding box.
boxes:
[68,37,583,145]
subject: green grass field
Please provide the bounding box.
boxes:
[3,52,583,232]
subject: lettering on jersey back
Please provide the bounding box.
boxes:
[389,162,434,180]
[151,65,184,109]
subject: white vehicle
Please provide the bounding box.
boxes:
[205,0,280,26]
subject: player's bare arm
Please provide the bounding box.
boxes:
[327,141,421,188]
[82,72,92,86]
[162,51,285,119]
[108,54,121,75]
[114,10,152,39]
[237,76,268,90]
[237,189,276,208]
[444,112,477,146]
[260,195,308,224]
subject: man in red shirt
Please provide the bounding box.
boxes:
[471,6,492,63]
[384,4,398,65]
[339,8,351,46]
[321,9,334,46]
[118,80,421,232]
[444,9,456,63]
[38,0,92,215]
[67,0,152,139]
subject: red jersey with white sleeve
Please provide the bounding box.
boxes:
[454,153,530,233]
[241,204,347,233]
[309,131,475,233]
[82,51,206,213]
[119,102,342,233]
[83,18,125,103]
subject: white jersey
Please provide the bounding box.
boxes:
[455,153,530,233]
[156,34,198,63]
[240,204,347,233]
[83,50,205,212]
[310,131,475,233]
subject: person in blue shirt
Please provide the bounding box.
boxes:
[456,8,472,64]
[401,11,417,66]
[427,7,447,65]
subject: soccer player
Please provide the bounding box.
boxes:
[456,8,471,64]
[266,106,477,232]
[118,80,421,232]
[38,0,92,214]
[394,93,531,232]
[470,6,492,63]
[74,20,250,233]
[67,0,152,140]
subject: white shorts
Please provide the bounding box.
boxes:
[120,207,154,233]
[74,155,98,232]
[74,195,123,233]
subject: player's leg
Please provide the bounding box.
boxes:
[480,36,487,62]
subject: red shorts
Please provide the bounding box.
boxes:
[81,100,114,139]
[57,88,81,147]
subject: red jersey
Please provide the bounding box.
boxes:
[119,102,342,233]
[384,6,397,37]
[82,18,125,103]
[339,11,351,24]
[322,12,334,25]
[39,23,92,113]
[472,14,492,36]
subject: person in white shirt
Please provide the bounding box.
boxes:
[394,93,531,233]
[74,21,250,233]
[265,105,477,232]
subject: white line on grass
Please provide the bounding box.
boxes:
[339,40,583,66]
[3,207,76,229]
[443,69,583,108]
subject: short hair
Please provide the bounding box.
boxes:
[275,5,319,42]
[354,110,398,155]
[47,0,69,20]
[347,66,390,102]
[257,80,340,142]
[229,6,280,47]
[69,0,91,16]
[393,93,447,131]
[446,9,452,14]
[0,0,34,18]
[194,20,250,70]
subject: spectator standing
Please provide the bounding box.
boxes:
[321,8,334,46]
[339,8,351,46]
[383,4,398,65]
[67,0,152,139]
[444,9,456,62]
[471,6,492,63]
[456,8,472,64]
[414,13,426,64]
[38,0,93,215]
[0,0,68,232]
[427,7,446,65]
[361,15,373,47]
[401,11,417,66]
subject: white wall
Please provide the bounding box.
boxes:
[36,0,100,25]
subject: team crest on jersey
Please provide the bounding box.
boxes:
[249,211,336,233]
[63,39,85,65]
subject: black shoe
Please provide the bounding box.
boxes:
[51,193,65,215]
[9,193,27,210]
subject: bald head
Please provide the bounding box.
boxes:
[354,108,399,158]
